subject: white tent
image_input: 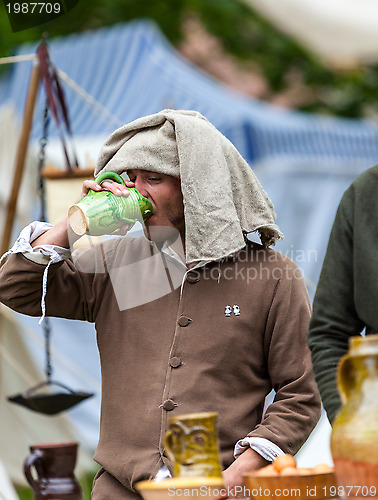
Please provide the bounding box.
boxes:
[244,0,378,67]
[0,459,18,500]
[1,19,378,494]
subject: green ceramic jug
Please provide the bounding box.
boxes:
[68,171,153,236]
[331,334,378,498]
[163,412,223,478]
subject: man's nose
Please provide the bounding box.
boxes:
[133,178,148,197]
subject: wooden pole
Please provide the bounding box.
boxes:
[1,59,41,257]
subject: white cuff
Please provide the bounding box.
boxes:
[0,221,71,325]
[234,437,284,462]
[5,221,70,264]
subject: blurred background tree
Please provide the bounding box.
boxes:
[1,0,378,119]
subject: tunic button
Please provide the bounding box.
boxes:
[178,316,192,327]
[162,399,175,411]
[186,271,200,284]
[169,357,182,368]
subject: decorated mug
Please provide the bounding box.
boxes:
[163,412,223,478]
[68,171,153,236]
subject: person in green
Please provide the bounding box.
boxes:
[307,164,378,424]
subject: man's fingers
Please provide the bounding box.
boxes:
[100,180,130,197]
[77,180,102,201]
[82,179,102,193]
[80,179,130,198]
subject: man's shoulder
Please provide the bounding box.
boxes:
[354,164,378,186]
[338,164,378,216]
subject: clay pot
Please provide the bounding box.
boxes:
[24,442,82,500]
[331,334,378,497]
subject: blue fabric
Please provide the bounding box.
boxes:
[2,19,378,168]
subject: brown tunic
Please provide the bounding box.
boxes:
[0,237,321,495]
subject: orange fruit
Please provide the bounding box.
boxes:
[298,468,313,475]
[312,463,333,474]
[280,466,300,476]
[273,454,297,473]
[255,464,278,476]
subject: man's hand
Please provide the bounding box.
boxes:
[78,178,134,201]
[221,449,269,498]
[31,177,135,248]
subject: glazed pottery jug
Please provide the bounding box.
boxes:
[331,334,378,497]
[163,412,223,478]
[24,442,82,500]
[68,171,153,236]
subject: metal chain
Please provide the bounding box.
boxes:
[38,101,49,223]
[38,101,53,382]
[43,316,52,381]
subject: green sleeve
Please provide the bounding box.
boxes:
[307,187,364,424]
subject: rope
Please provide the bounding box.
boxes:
[0,54,37,65]
[0,52,122,130]
[57,68,124,129]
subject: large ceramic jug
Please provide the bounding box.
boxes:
[331,334,378,498]
[24,442,82,500]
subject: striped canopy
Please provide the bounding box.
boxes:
[2,19,378,169]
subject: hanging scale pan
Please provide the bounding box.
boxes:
[7,317,94,415]
[8,380,94,416]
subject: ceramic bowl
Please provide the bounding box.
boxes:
[243,471,337,500]
[135,476,225,500]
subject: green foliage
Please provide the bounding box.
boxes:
[14,485,33,500]
[1,0,378,118]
